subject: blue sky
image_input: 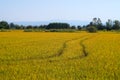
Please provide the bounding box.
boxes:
[0,0,120,22]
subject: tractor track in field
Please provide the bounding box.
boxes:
[80,37,89,57]
[61,37,90,61]
[47,36,87,58]
[48,34,97,62]
[1,34,97,62]
[40,35,91,59]
[66,34,99,61]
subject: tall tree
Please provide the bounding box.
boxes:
[9,23,15,29]
[106,19,113,30]
[97,18,102,25]
[97,18,104,30]
[92,18,98,26]
[90,18,103,30]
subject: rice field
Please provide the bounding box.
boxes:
[0,31,120,80]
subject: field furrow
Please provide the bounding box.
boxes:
[56,34,94,60]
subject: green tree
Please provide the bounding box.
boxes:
[92,18,97,26]
[46,23,70,29]
[77,25,82,30]
[113,20,120,30]
[15,24,22,29]
[97,18,104,30]
[106,19,113,30]
[91,18,103,30]
[26,25,33,29]
[0,21,9,29]
[71,25,76,29]
[9,23,15,29]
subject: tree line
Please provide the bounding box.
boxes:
[86,18,120,31]
[0,18,120,32]
[0,21,76,30]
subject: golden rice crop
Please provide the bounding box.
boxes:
[0,31,120,80]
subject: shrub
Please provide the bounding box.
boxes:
[24,29,33,32]
[87,26,97,33]
[49,29,76,32]
[0,29,11,32]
